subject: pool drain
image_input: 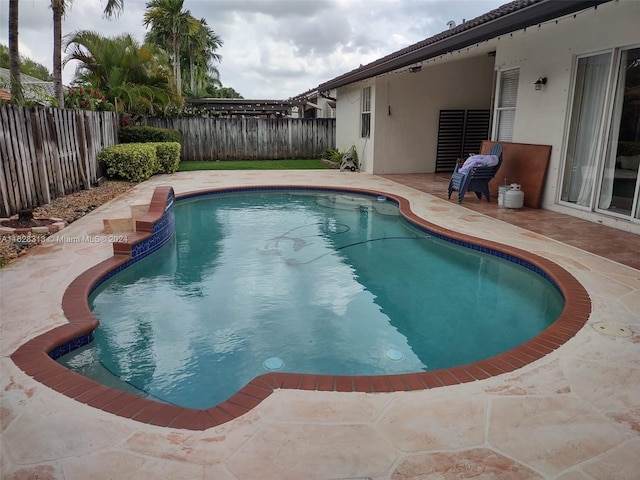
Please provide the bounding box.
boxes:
[592,322,632,338]
[385,349,404,361]
[263,357,284,370]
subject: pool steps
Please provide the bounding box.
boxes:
[102,198,151,234]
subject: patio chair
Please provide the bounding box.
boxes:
[447,143,503,204]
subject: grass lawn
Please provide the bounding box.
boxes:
[178,159,331,171]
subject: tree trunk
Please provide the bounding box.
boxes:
[173,35,182,95]
[52,0,64,107]
[8,0,23,102]
[189,54,195,94]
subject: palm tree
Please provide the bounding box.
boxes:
[51,0,125,107]
[8,0,22,102]
[64,30,180,115]
[183,18,222,96]
[51,0,65,106]
[143,0,199,96]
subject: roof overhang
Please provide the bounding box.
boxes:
[318,0,610,92]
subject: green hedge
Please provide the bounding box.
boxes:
[120,125,182,144]
[98,142,181,182]
[153,142,181,173]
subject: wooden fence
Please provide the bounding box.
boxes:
[144,117,336,161]
[0,106,118,217]
[0,110,336,216]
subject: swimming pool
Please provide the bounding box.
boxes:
[59,189,564,409]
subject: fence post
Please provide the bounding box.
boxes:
[29,108,52,205]
[44,109,65,197]
[75,111,90,188]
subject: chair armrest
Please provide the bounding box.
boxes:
[469,166,497,179]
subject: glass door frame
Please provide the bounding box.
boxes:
[558,46,640,225]
[594,44,640,221]
[558,49,616,212]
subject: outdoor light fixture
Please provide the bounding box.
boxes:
[409,65,422,73]
[534,77,547,90]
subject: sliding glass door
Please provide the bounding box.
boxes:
[597,47,640,219]
[561,53,612,207]
[561,46,640,221]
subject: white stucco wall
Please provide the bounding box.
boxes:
[335,81,375,172]
[495,0,640,233]
[372,55,495,174]
[336,54,494,174]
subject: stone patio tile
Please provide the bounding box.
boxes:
[569,333,640,369]
[62,450,205,480]
[122,431,209,465]
[555,472,592,480]
[579,439,640,480]
[2,385,136,464]
[227,423,396,480]
[482,359,570,396]
[377,389,485,452]
[391,448,543,479]
[488,396,628,475]
[619,290,640,316]
[575,272,634,299]
[602,271,640,290]
[564,358,640,411]
[590,297,639,325]
[605,407,640,435]
[0,460,63,480]
[124,411,262,465]
[257,389,392,423]
[0,362,40,431]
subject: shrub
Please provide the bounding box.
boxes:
[98,143,158,182]
[98,142,181,181]
[153,142,181,174]
[321,147,358,166]
[120,125,182,144]
[65,86,114,111]
[321,148,343,162]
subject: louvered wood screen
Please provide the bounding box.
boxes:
[463,110,491,157]
[435,109,490,173]
[435,110,465,173]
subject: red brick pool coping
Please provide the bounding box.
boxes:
[11,185,591,431]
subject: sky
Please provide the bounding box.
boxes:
[0,0,507,99]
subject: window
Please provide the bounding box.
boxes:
[361,87,371,138]
[494,69,519,142]
[324,102,336,119]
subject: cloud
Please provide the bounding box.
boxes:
[1,0,505,99]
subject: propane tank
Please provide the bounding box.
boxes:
[498,185,511,208]
[504,184,524,209]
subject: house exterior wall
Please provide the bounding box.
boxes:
[495,0,640,233]
[371,55,495,174]
[335,81,375,171]
[336,55,494,174]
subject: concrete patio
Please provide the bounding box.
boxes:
[1,170,639,479]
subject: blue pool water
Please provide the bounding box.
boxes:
[59,191,564,409]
